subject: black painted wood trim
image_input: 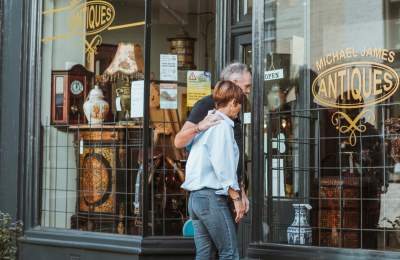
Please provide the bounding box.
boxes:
[231,21,252,31]
[17,0,42,229]
[21,230,195,257]
[0,0,24,219]
[140,237,195,255]
[248,243,400,260]
[230,26,252,37]
[20,228,142,254]
[250,0,265,243]
[0,0,3,153]
[142,0,152,237]
[216,0,229,76]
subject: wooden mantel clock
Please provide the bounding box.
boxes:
[51,64,93,126]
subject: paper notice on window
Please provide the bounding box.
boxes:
[243,112,251,124]
[187,71,211,107]
[160,83,178,109]
[131,80,144,118]
[160,54,178,81]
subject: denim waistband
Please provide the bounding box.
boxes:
[191,188,227,196]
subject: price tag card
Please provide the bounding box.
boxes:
[79,139,84,155]
[116,97,122,111]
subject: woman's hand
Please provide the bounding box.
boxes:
[228,188,245,223]
[233,199,245,223]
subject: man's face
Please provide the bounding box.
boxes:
[233,71,252,96]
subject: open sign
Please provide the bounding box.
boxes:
[264,69,284,81]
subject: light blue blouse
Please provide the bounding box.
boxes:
[181,110,240,195]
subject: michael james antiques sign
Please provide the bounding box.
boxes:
[312,48,399,146]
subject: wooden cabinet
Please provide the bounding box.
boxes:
[70,125,146,235]
[317,175,361,248]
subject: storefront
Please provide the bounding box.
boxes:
[2,0,400,259]
[248,0,400,259]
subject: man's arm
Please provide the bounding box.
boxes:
[174,113,222,149]
[174,121,198,149]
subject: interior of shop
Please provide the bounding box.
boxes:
[40,0,215,236]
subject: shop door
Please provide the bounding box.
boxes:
[233,33,253,257]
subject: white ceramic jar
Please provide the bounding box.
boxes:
[83,85,109,124]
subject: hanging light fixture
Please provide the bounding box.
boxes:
[160,0,197,70]
[167,31,196,70]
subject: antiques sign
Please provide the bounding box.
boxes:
[85,1,115,35]
[312,48,400,146]
[42,0,144,59]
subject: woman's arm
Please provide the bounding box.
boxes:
[206,123,241,192]
[206,123,245,222]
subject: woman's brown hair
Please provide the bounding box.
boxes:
[212,80,245,109]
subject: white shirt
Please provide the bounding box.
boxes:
[181,110,240,195]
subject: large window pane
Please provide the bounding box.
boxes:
[148,0,216,236]
[262,0,400,251]
[40,0,146,235]
[39,0,217,238]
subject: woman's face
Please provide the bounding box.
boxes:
[228,100,242,119]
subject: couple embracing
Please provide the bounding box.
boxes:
[175,63,252,260]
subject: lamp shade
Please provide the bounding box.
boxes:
[102,43,144,82]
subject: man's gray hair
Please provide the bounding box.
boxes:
[220,62,250,81]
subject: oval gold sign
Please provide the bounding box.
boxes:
[85,1,115,36]
[312,61,399,109]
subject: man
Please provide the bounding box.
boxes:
[175,62,252,221]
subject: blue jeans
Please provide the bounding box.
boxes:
[188,188,239,260]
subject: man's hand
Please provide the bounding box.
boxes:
[241,188,250,214]
[197,112,223,132]
[174,112,223,149]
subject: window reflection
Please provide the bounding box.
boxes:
[262,0,400,251]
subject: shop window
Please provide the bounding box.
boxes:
[261,0,400,251]
[40,0,216,237]
[149,0,216,235]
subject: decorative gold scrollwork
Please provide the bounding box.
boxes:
[85,35,102,60]
[331,109,375,146]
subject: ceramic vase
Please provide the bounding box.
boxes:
[83,85,109,124]
[287,203,312,245]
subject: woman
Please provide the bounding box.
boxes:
[181,80,245,260]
